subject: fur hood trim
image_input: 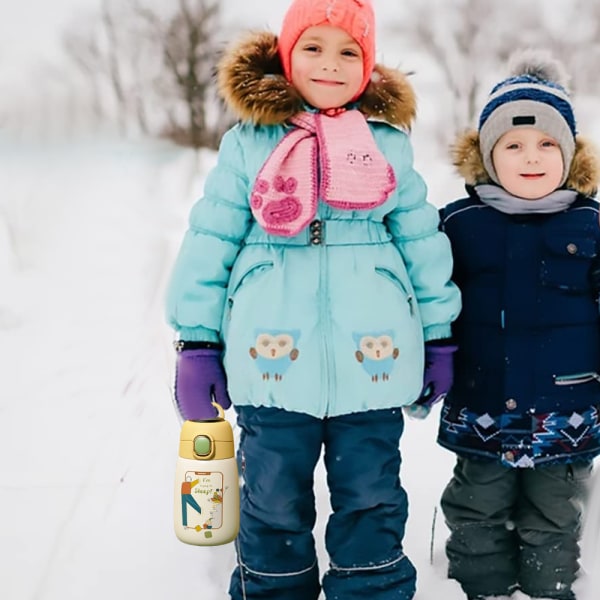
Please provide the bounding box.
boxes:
[217,31,416,129]
[451,129,600,197]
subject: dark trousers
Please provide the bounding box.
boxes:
[441,457,592,600]
[228,406,416,600]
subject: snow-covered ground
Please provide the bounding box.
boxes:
[1,130,599,600]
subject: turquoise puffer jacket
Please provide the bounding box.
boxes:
[165,32,461,418]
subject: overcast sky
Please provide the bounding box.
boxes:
[0,0,85,68]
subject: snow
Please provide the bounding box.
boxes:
[2,129,599,600]
[1,0,599,597]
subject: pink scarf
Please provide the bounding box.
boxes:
[250,110,396,237]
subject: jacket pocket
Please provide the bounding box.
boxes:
[226,260,274,318]
[541,231,597,293]
[374,266,415,317]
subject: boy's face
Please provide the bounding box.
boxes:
[491,127,564,200]
[290,24,364,111]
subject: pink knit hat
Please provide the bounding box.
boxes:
[278,0,376,99]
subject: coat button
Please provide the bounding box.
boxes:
[505,398,517,410]
[309,220,322,245]
[566,243,578,254]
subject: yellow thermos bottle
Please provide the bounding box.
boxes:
[174,403,240,545]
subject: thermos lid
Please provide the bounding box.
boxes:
[179,403,235,460]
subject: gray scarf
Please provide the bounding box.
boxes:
[476,184,578,214]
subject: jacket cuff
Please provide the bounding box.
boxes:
[175,325,220,343]
[174,340,223,352]
[423,324,453,342]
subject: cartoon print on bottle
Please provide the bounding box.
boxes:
[249,329,300,380]
[180,474,202,527]
[353,331,399,382]
[179,471,224,535]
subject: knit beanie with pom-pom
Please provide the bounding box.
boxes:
[478,49,577,186]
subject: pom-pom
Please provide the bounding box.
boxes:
[508,49,570,91]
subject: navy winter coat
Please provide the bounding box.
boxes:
[438,187,600,467]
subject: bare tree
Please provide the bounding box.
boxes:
[516,0,600,98]
[63,8,136,134]
[62,0,228,148]
[63,26,106,125]
[168,0,216,146]
[391,0,547,143]
[136,0,223,147]
[387,0,600,152]
[100,0,128,134]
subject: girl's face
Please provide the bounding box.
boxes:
[290,25,364,110]
[491,127,564,200]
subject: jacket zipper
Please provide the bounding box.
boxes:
[312,219,335,414]
[319,241,335,415]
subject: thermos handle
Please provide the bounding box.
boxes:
[211,401,225,420]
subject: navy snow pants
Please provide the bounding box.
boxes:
[228,406,416,600]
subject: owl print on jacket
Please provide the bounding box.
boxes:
[249,329,300,381]
[353,331,399,382]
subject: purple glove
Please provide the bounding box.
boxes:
[405,342,457,419]
[174,344,232,421]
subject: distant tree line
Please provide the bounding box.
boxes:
[60,0,600,149]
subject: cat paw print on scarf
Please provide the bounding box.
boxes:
[251,176,302,226]
[347,151,374,166]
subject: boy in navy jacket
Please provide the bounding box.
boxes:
[436,51,600,600]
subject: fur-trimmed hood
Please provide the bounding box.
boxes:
[216,31,416,130]
[451,129,600,197]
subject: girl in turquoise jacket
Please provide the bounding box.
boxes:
[165,1,460,598]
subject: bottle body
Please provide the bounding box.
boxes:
[174,417,240,546]
[174,455,239,545]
